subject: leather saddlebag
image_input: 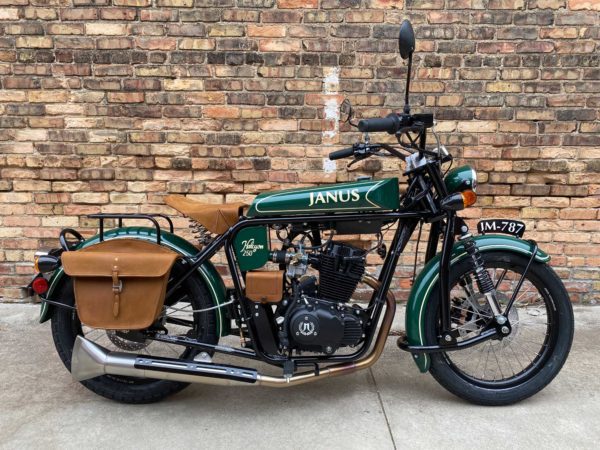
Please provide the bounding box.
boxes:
[61,239,180,330]
[245,270,284,303]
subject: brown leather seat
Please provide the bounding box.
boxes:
[165,195,245,235]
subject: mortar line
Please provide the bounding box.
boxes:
[368,367,397,450]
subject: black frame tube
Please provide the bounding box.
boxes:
[165,210,426,299]
[425,220,440,263]
[438,212,456,334]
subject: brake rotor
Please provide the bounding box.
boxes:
[451,293,491,338]
[451,292,519,345]
[106,330,150,351]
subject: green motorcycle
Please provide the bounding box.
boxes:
[31,20,573,405]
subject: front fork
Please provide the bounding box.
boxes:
[437,214,510,344]
[457,227,513,337]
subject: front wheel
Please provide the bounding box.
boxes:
[425,251,574,405]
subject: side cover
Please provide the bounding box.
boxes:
[233,226,269,271]
[247,178,400,217]
[40,227,229,336]
[405,234,550,373]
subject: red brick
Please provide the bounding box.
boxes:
[107,92,145,103]
[258,39,301,52]
[247,25,286,37]
[569,0,600,10]
[136,38,177,51]
[61,9,97,21]
[97,37,132,49]
[99,8,137,21]
[277,0,318,8]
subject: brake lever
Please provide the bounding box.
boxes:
[347,144,374,168]
[347,153,371,168]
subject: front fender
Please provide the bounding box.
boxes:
[40,227,229,337]
[406,234,550,373]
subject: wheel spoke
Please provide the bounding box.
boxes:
[481,341,492,379]
[490,344,505,380]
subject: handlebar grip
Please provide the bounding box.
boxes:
[328,147,355,160]
[358,114,401,134]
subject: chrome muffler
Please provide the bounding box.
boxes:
[72,275,395,388]
[72,336,259,386]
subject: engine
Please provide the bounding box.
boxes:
[287,296,367,354]
[278,242,369,354]
[316,243,366,303]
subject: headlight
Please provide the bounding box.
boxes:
[470,167,478,193]
[444,165,477,194]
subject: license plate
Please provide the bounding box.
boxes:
[477,219,525,238]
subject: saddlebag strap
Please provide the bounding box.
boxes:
[111,262,122,318]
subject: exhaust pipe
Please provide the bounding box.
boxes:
[72,336,259,386]
[72,275,395,387]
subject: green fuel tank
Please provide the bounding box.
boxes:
[247,178,400,217]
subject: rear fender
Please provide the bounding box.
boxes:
[40,227,229,337]
[406,234,550,373]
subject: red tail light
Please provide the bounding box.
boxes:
[32,277,49,295]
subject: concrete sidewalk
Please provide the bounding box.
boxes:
[0,304,598,449]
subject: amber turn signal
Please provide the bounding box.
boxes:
[34,254,60,274]
[461,190,477,208]
[440,190,478,211]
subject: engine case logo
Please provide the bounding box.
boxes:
[299,319,316,336]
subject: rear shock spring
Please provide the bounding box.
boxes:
[189,220,215,248]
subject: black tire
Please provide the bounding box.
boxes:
[51,261,219,404]
[425,251,574,406]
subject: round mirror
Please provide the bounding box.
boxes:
[398,20,415,60]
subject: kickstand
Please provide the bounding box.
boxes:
[283,360,295,379]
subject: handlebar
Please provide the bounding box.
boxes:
[358,112,434,135]
[329,112,437,161]
[328,146,355,160]
[358,114,401,134]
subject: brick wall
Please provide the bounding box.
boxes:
[0,0,598,303]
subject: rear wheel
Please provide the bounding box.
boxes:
[51,260,219,404]
[425,251,574,405]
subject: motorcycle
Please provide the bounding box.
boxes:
[31,20,574,405]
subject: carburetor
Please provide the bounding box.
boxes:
[270,249,309,279]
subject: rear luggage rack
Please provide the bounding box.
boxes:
[87,213,174,245]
